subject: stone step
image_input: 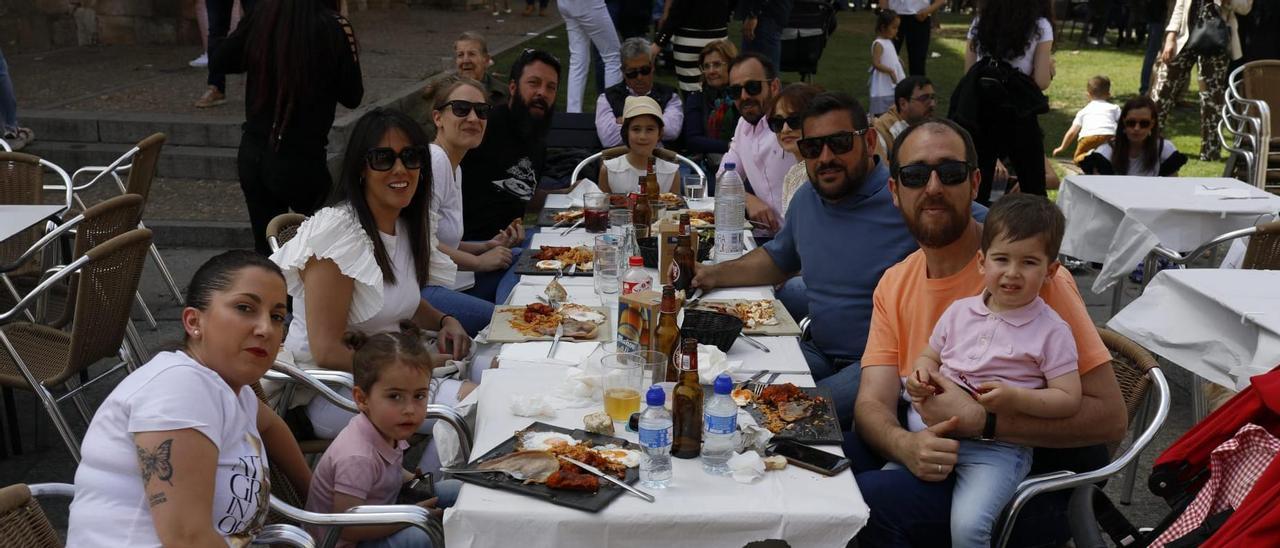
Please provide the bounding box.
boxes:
[21,110,244,148]
[25,140,341,182]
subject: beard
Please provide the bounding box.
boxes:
[511,92,555,138]
[806,156,870,201]
[739,96,766,125]
[903,195,970,248]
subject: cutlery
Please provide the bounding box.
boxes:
[738,333,771,353]
[751,378,769,397]
[682,288,703,309]
[549,215,570,229]
[735,369,769,391]
[546,322,564,358]
[558,456,655,502]
[568,263,577,275]
[561,219,583,235]
[766,372,781,385]
[440,467,532,482]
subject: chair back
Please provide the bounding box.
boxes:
[267,213,308,253]
[123,133,166,199]
[48,195,146,328]
[249,382,310,525]
[1099,328,1160,458]
[0,152,50,277]
[1240,60,1280,137]
[0,484,61,548]
[1242,220,1280,270]
[64,229,153,381]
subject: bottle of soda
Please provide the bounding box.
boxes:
[638,385,673,488]
[669,213,695,293]
[701,373,737,475]
[621,256,652,295]
[671,338,704,459]
[654,285,682,382]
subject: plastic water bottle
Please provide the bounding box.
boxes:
[621,256,652,295]
[701,373,737,475]
[715,163,745,262]
[638,385,673,488]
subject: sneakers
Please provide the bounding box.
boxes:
[1,127,35,151]
[194,86,227,108]
[189,53,208,68]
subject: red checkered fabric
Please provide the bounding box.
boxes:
[1152,424,1280,547]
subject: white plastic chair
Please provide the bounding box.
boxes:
[568,146,708,192]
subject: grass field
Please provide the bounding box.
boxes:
[495,10,1224,178]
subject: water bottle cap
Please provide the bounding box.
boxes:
[629,256,644,266]
[724,162,736,170]
[646,385,666,406]
[714,373,733,394]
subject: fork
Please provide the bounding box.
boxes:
[750,378,769,397]
[735,370,769,392]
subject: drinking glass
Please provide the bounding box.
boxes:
[631,349,669,387]
[683,175,707,203]
[584,192,609,233]
[601,352,646,421]
[608,209,633,233]
[593,234,621,298]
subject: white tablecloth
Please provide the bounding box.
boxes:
[0,204,62,242]
[1057,175,1280,293]
[443,366,867,548]
[1106,269,1280,390]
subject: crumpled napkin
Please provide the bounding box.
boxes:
[736,411,774,454]
[553,366,604,407]
[566,179,603,204]
[697,344,742,384]
[509,394,557,418]
[727,451,766,484]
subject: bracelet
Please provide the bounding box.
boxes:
[438,314,455,330]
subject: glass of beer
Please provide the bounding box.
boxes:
[602,352,646,421]
[584,192,609,233]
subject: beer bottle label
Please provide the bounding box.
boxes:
[668,261,680,284]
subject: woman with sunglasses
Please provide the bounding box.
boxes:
[768,83,823,218]
[1079,96,1187,177]
[598,96,683,194]
[271,108,475,472]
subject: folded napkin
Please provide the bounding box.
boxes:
[697,344,742,384]
[566,179,602,203]
[497,341,601,368]
[727,451,766,484]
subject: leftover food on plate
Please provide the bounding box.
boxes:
[658,192,683,207]
[689,211,714,228]
[700,300,780,329]
[553,209,585,223]
[507,303,605,339]
[463,428,642,493]
[534,246,594,269]
[744,383,829,435]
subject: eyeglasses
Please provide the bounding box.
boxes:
[796,129,866,159]
[894,160,973,189]
[624,65,653,79]
[767,114,803,133]
[910,93,936,103]
[437,100,491,120]
[365,146,428,171]
[727,80,766,98]
[700,60,726,71]
[1123,118,1153,129]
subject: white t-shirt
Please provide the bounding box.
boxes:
[888,0,931,14]
[1092,140,1181,177]
[1073,100,1121,138]
[67,351,268,547]
[968,17,1054,76]
[428,144,474,290]
[870,38,906,98]
[604,156,680,194]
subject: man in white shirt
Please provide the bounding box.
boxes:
[888,0,947,76]
[595,37,684,148]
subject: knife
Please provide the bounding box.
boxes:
[561,219,583,235]
[738,333,771,353]
[735,369,769,391]
[546,322,563,358]
[682,288,703,309]
[558,455,655,502]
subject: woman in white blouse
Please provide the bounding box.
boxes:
[598,96,682,194]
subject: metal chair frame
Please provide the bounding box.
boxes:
[568,146,708,192]
[1220,62,1277,192]
[0,137,9,152]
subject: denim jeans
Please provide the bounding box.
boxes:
[0,48,18,130]
[356,480,462,548]
[1140,21,1164,95]
[800,339,859,429]
[931,440,1032,547]
[421,285,496,336]
[742,14,784,71]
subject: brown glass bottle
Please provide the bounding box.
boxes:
[670,213,695,292]
[654,285,682,382]
[671,338,703,459]
[643,158,660,198]
[631,178,652,238]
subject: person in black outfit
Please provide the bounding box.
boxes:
[654,0,734,92]
[211,0,363,256]
[1138,0,1168,96]
[460,50,561,242]
[196,0,259,108]
[739,0,794,71]
[888,0,947,76]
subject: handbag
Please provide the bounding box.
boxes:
[1184,1,1229,56]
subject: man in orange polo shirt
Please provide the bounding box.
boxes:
[851,119,1128,546]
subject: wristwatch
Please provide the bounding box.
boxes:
[980,412,998,441]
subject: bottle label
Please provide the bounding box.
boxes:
[623,279,651,295]
[715,231,743,253]
[704,412,736,435]
[639,426,672,448]
[667,261,680,284]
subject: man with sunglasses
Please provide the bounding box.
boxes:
[851,119,1127,546]
[872,75,936,159]
[594,37,683,148]
[717,52,790,236]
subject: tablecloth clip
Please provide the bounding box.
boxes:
[1241,312,1265,325]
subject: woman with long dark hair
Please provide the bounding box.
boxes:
[211,0,364,256]
[1079,96,1188,177]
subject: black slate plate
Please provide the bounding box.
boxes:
[514,251,594,277]
[451,421,641,513]
[739,385,842,445]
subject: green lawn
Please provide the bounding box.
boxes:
[496,10,1224,178]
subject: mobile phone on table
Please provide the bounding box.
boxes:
[768,440,852,476]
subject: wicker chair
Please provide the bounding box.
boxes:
[0,229,153,463]
[993,328,1170,547]
[1241,220,1280,270]
[1,152,74,308]
[267,213,308,253]
[0,483,316,547]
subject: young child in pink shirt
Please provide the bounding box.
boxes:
[904,194,1082,548]
[306,323,460,548]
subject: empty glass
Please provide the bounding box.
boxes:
[683,175,707,202]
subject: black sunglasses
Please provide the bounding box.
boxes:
[365,146,427,172]
[624,65,653,79]
[895,160,973,189]
[437,100,491,120]
[727,80,766,98]
[767,114,804,133]
[1123,118,1152,129]
[796,129,866,159]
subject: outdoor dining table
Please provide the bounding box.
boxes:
[0,204,62,242]
[1056,175,1280,295]
[441,365,868,548]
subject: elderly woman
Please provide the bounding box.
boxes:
[595,37,684,148]
[67,250,311,546]
[452,31,509,106]
[271,108,474,471]
[681,40,740,163]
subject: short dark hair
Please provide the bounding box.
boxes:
[799,91,869,134]
[728,51,778,81]
[875,9,899,33]
[1087,75,1111,97]
[890,118,978,173]
[345,321,434,393]
[184,250,285,344]
[981,193,1066,259]
[894,75,932,108]
[509,48,562,84]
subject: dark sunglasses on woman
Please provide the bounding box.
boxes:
[1123,119,1152,129]
[895,160,973,189]
[727,80,765,97]
[365,146,428,171]
[767,114,804,134]
[438,100,491,120]
[624,65,653,79]
[796,129,865,159]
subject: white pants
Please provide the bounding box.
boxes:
[557,0,622,113]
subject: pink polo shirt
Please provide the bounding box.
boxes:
[306,413,409,548]
[718,115,796,236]
[930,293,1079,391]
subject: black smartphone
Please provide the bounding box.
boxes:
[768,440,852,476]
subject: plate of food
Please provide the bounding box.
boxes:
[487,302,612,343]
[692,299,801,336]
[515,246,595,276]
[448,422,643,512]
[537,208,584,227]
[734,383,841,445]
[657,192,686,209]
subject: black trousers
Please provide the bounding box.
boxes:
[207,0,259,92]
[893,13,932,76]
[974,113,1046,205]
[238,135,332,255]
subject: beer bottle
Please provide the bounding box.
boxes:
[654,285,682,382]
[670,213,695,293]
[643,157,660,198]
[671,338,704,459]
[632,177,652,239]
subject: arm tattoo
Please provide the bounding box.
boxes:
[148,492,168,508]
[136,439,175,486]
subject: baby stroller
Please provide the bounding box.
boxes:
[1069,367,1280,546]
[780,0,837,81]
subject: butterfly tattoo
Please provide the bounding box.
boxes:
[137,439,175,486]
